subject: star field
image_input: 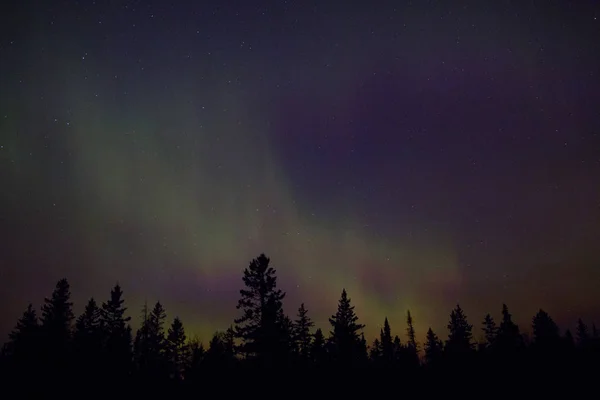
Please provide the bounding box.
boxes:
[1,0,599,343]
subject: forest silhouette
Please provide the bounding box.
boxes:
[2,253,598,389]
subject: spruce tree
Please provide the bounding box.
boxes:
[532,309,560,348]
[310,328,326,365]
[294,303,314,358]
[497,304,522,352]
[166,317,189,380]
[424,327,443,366]
[100,284,132,378]
[575,318,589,348]
[40,278,74,370]
[74,298,103,368]
[6,303,40,373]
[380,317,393,363]
[328,289,365,366]
[370,338,382,362]
[234,254,287,365]
[482,313,497,349]
[446,304,474,357]
[406,310,418,351]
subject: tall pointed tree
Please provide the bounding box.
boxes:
[446,304,474,357]
[496,304,522,352]
[576,318,589,348]
[234,254,287,364]
[41,278,74,344]
[310,328,326,365]
[41,278,74,370]
[294,303,314,358]
[100,284,132,378]
[406,310,418,351]
[380,317,393,363]
[166,317,189,380]
[424,327,443,366]
[328,289,365,366]
[482,313,497,349]
[6,303,40,373]
[74,298,103,361]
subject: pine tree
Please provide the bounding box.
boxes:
[497,304,522,352]
[406,310,418,351]
[233,254,287,365]
[310,328,326,365]
[370,338,382,362]
[392,335,402,362]
[424,327,443,366]
[328,289,365,366]
[532,309,560,348]
[575,318,589,348]
[134,302,150,372]
[166,317,189,380]
[40,278,74,370]
[145,301,168,375]
[446,304,474,357]
[482,313,497,349]
[6,303,40,373]
[74,298,103,366]
[41,278,74,343]
[294,303,314,358]
[380,317,393,363]
[204,330,236,367]
[100,284,132,378]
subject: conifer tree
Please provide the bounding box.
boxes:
[380,317,393,363]
[328,289,365,366]
[294,303,314,358]
[6,303,40,373]
[166,317,189,380]
[424,327,443,366]
[497,304,522,352]
[310,328,326,365]
[41,278,74,370]
[575,318,589,348]
[532,309,559,348]
[74,298,103,365]
[234,254,287,365]
[101,284,132,378]
[482,313,497,349]
[446,304,474,357]
[41,278,74,344]
[370,338,382,362]
[406,310,418,351]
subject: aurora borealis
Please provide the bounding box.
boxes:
[1,0,599,344]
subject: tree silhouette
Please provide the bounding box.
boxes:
[74,298,103,377]
[204,329,236,368]
[424,328,443,366]
[5,303,40,375]
[41,278,74,372]
[233,254,287,366]
[496,304,522,354]
[406,310,418,351]
[310,328,326,365]
[380,317,393,364]
[328,289,365,366]
[445,304,474,359]
[101,284,132,379]
[293,303,314,359]
[576,318,589,348]
[166,317,189,380]
[532,309,560,349]
[370,338,382,362]
[481,313,497,350]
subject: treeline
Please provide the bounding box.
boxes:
[1,253,599,387]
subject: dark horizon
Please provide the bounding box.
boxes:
[1,1,599,347]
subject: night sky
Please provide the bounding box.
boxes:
[1,0,599,344]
